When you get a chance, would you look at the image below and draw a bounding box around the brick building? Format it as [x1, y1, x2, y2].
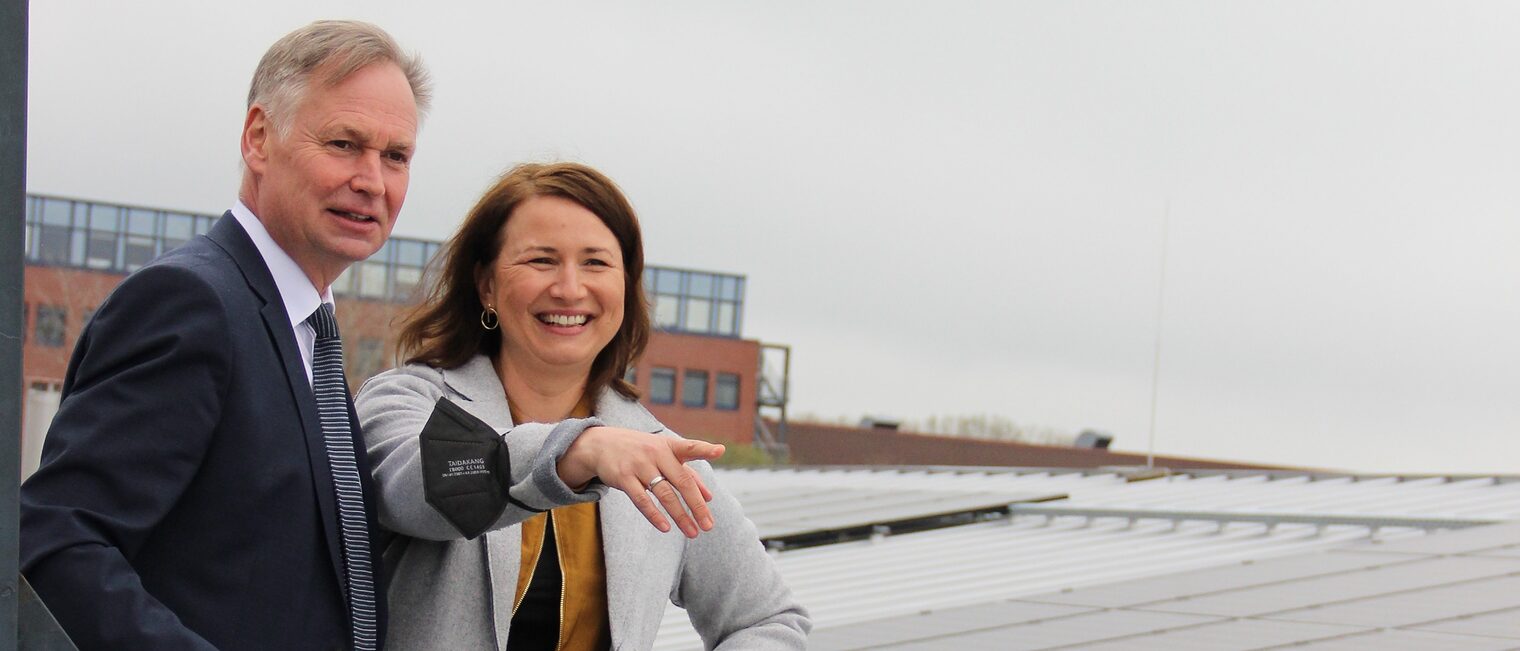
[19, 194, 776, 478]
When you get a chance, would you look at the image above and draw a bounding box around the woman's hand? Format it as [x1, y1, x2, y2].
[556, 427, 726, 538]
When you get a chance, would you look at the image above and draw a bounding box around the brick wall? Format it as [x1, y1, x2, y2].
[780, 420, 1278, 470]
[636, 331, 759, 444]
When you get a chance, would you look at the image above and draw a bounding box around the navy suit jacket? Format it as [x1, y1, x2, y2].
[21, 214, 387, 650]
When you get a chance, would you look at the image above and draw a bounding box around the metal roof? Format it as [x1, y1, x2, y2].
[806, 524, 1520, 649]
[652, 467, 1520, 650]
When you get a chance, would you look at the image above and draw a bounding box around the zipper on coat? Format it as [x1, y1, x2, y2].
[554, 511, 567, 651]
[511, 515, 547, 619]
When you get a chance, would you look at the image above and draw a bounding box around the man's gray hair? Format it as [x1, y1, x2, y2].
[248, 20, 432, 136]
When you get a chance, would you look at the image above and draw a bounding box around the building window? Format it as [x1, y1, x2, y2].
[123, 208, 159, 271]
[37, 199, 73, 265]
[716, 302, 737, 336]
[358, 260, 389, 298]
[35, 305, 67, 347]
[85, 204, 120, 270]
[392, 239, 428, 300]
[682, 369, 708, 408]
[652, 295, 680, 329]
[163, 213, 195, 251]
[715, 373, 740, 411]
[196, 215, 217, 235]
[683, 298, 711, 332]
[392, 266, 422, 300]
[348, 337, 387, 383]
[649, 367, 676, 404]
[331, 267, 355, 296]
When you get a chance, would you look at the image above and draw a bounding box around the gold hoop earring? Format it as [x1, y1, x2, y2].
[480, 306, 499, 330]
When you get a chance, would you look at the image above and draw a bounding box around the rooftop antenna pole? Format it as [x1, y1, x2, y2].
[1146, 199, 1171, 469]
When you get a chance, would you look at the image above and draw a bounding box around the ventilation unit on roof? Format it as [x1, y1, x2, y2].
[1074, 429, 1114, 449]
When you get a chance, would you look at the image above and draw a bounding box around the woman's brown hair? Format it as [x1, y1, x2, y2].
[395, 162, 649, 400]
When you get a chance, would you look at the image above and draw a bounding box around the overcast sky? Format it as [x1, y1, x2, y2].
[25, 1, 1520, 474]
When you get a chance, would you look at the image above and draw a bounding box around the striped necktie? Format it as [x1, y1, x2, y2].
[306, 303, 378, 651]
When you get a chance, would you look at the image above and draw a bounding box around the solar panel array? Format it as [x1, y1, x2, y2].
[653, 467, 1520, 650]
[809, 523, 1520, 649]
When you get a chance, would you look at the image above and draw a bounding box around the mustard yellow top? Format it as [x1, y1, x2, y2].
[510, 399, 612, 651]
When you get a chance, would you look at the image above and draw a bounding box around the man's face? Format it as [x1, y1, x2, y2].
[244, 61, 418, 289]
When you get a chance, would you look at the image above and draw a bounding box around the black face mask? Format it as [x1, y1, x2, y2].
[418, 397, 515, 539]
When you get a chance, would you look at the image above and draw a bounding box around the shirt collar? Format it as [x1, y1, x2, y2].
[230, 200, 335, 329]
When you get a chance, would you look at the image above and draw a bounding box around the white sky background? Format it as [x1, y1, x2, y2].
[25, 1, 1520, 474]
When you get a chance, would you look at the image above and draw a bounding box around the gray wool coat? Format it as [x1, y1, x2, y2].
[354, 355, 809, 650]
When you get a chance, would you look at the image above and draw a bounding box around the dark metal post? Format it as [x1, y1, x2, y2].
[1, 1, 30, 648]
[5, 7, 73, 648]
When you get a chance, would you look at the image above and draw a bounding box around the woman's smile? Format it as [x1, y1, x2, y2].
[481, 194, 626, 374]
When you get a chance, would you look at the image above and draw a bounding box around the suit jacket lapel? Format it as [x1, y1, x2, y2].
[206, 214, 346, 589]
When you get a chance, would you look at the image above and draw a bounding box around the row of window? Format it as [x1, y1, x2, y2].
[24, 194, 751, 336]
[627, 367, 742, 411]
[26, 197, 217, 273]
[24, 300, 749, 414]
[22, 194, 440, 302]
[643, 267, 745, 337]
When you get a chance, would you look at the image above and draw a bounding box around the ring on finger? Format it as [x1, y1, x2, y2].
[647, 475, 667, 491]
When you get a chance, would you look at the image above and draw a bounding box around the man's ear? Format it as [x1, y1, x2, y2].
[241, 105, 273, 174]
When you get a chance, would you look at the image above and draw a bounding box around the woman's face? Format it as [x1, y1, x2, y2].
[478, 195, 626, 379]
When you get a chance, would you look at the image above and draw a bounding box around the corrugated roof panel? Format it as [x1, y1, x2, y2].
[1026, 550, 1414, 609]
[1408, 606, 1520, 640]
[1277, 628, 1520, 651]
[776, 519, 1384, 625]
[860, 609, 1222, 651]
[1265, 573, 1520, 628]
[1477, 545, 1520, 558]
[803, 601, 1091, 651]
[1139, 556, 1520, 618]
[1062, 617, 1363, 650]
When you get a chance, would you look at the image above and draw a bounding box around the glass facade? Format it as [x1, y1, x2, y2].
[644, 266, 744, 338]
[24, 194, 440, 303]
[25, 195, 749, 335]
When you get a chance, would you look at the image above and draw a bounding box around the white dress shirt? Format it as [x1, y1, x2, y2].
[230, 200, 333, 386]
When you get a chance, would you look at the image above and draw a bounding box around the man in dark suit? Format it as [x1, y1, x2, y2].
[20, 21, 430, 650]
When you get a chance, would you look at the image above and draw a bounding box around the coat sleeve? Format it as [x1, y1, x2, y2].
[20, 264, 228, 651]
[674, 460, 811, 649]
[355, 364, 601, 541]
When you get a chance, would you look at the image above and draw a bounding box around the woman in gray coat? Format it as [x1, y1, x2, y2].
[355, 162, 808, 650]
